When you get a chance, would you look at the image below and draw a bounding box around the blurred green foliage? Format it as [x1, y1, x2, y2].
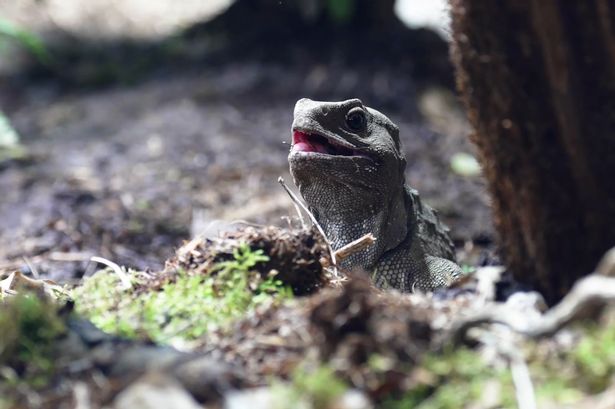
[0, 18, 50, 64]
[325, 0, 355, 23]
[0, 294, 66, 388]
[273, 364, 349, 409]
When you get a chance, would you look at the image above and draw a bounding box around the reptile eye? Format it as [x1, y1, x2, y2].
[345, 108, 367, 132]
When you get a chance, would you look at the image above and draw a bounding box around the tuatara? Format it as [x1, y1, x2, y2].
[288, 98, 461, 291]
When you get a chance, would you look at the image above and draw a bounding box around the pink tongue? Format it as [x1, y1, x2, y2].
[292, 131, 329, 154]
[293, 141, 314, 152]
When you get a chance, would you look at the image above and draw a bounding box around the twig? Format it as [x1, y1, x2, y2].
[277, 177, 307, 229]
[0, 251, 93, 273]
[22, 256, 39, 278]
[278, 177, 338, 272]
[321, 234, 377, 268]
[48, 251, 93, 262]
[335, 233, 376, 262]
[449, 274, 615, 344]
[73, 382, 91, 409]
[90, 256, 132, 290]
[509, 346, 537, 409]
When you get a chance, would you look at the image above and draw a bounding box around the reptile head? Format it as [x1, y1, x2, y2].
[288, 98, 407, 213]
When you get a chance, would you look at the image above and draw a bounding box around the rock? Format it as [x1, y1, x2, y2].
[224, 387, 277, 409]
[223, 387, 372, 409]
[113, 372, 201, 409]
[172, 355, 244, 402]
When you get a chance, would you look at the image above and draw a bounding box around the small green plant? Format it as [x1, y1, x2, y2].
[0, 18, 50, 64]
[0, 293, 66, 388]
[273, 364, 349, 409]
[73, 243, 292, 343]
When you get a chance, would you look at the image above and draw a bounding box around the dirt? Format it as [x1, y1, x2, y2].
[161, 225, 331, 295]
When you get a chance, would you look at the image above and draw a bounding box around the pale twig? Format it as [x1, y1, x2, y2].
[277, 177, 307, 229]
[73, 382, 91, 409]
[334, 233, 376, 262]
[321, 234, 377, 268]
[278, 177, 337, 271]
[90, 256, 132, 290]
[510, 352, 537, 409]
[48, 251, 92, 262]
[476, 329, 537, 409]
[22, 256, 39, 278]
[0, 252, 93, 274]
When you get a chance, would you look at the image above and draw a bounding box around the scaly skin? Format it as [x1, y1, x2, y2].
[288, 98, 460, 291]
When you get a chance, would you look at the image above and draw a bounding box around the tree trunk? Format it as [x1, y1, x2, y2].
[450, 0, 615, 304]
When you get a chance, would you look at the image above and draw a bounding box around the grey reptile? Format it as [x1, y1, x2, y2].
[288, 98, 461, 292]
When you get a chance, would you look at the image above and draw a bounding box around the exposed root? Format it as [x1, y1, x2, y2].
[449, 274, 615, 344]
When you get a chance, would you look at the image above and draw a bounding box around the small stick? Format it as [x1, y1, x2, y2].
[510, 352, 537, 409]
[334, 233, 376, 262]
[22, 256, 39, 278]
[278, 177, 337, 270]
[277, 177, 307, 229]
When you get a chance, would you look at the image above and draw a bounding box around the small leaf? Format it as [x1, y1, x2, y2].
[450, 152, 481, 177]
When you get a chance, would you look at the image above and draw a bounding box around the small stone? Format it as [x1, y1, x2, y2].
[113, 372, 201, 409]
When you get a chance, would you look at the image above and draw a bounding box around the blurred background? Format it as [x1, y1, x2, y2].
[0, 0, 492, 281]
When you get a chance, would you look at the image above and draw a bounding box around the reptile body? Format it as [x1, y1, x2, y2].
[288, 98, 461, 291]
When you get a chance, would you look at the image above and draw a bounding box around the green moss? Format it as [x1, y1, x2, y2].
[273, 364, 350, 409]
[382, 321, 615, 408]
[381, 347, 516, 409]
[73, 243, 292, 343]
[0, 294, 66, 388]
[0, 398, 13, 409]
[531, 322, 615, 405]
[571, 323, 615, 392]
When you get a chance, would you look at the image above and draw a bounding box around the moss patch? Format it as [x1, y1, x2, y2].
[272, 364, 350, 409]
[73, 243, 293, 343]
[0, 293, 66, 388]
[381, 319, 615, 408]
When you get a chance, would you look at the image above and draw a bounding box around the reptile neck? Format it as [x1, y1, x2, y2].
[311, 185, 409, 273]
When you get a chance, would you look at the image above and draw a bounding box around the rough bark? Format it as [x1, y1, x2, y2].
[450, 0, 615, 304]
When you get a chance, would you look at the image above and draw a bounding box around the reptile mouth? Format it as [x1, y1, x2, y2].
[291, 130, 365, 157]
